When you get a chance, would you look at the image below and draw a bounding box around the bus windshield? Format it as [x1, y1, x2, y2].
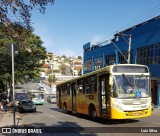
[32, 94, 44, 99]
[113, 75, 150, 98]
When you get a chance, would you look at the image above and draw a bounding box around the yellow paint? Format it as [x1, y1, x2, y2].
[111, 106, 152, 119]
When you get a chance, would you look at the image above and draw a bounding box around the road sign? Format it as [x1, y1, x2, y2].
[6, 43, 18, 56]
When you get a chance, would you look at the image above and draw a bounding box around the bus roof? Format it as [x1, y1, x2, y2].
[57, 64, 149, 86]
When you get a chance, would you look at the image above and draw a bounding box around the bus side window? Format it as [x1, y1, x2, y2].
[77, 78, 85, 94]
[67, 83, 70, 94]
[85, 75, 97, 94]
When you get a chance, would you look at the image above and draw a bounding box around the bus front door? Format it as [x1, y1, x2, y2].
[99, 74, 110, 117]
[71, 82, 76, 112]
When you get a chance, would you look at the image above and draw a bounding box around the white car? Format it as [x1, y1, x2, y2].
[47, 95, 56, 103]
[37, 86, 45, 91]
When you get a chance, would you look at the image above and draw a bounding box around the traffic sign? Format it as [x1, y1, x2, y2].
[6, 43, 18, 56]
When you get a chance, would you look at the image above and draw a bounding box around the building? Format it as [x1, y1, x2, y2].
[83, 16, 160, 107]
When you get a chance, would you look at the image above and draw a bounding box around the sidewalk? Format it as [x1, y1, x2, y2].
[0, 104, 22, 127]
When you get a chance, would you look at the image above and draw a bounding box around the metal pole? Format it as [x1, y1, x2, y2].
[72, 61, 74, 77]
[127, 34, 131, 64]
[12, 44, 16, 126]
[111, 41, 128, 62]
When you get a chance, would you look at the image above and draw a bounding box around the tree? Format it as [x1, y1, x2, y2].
[62, 55, 66, 58]
[78, 56, 82, 59]
[0, 0, 55, 52]
[48, 75, 57, 84]
[0, 0, 54, 91]
[0, 33, 47, 90]
[0, 0, 54, 29]
[59, 64, 67, 74]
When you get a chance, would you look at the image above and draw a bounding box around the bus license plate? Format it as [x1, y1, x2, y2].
[133, 112, 140, 116]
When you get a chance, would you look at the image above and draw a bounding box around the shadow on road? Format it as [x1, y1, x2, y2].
[50, 107, 139, 125]
[1, 121, 97, 136]
[19, 110, 43, 115]
[22, 121, 97, 136]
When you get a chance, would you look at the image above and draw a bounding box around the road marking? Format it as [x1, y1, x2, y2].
[46, 113, 77, 127]
[151, 122, 160, 125]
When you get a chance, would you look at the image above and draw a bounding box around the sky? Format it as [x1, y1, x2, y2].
[31, 0, 160, 57]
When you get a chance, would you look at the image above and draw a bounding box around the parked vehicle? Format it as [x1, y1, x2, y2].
[37, 86, 45, 91]
[47, 95, 56, 103]
[18, 99, 36, 113]
[14, 92, 29, 111]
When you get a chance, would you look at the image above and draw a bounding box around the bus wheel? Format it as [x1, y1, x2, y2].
[89, 106, 97, 120]
[63, 104, 68, 114]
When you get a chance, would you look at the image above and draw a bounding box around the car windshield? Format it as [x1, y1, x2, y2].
[15, 93, 29, 101]
[112, 75, 150, 98]
[20, 100, 34, 106]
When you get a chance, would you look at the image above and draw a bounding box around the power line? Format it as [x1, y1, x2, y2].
[119, 3, 160, 31]
[100, 3, 160, 44]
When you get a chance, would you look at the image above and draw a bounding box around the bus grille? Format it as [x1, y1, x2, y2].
[124, 109, 148, 116]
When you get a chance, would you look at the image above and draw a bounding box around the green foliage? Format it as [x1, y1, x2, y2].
[78, 56, 82, 59]
[59, 64, 67, 74]
[62, 55, 66, 58]
[48, 75, 57, 83]
[0, 0, 54, 29]
[0, 0, 54, 91]
[0, 33, 47, 89]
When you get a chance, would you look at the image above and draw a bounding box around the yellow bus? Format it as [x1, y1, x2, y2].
[56, 64, 152, 120]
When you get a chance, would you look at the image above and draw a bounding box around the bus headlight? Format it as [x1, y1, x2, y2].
[116, 105, 123, 112]
[112, 104, 123, 112]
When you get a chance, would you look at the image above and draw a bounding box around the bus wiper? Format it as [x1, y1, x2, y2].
[122, 74, 132, 87]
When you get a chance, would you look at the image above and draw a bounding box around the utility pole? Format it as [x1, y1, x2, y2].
[11, 43, 16, 126]
[114, 32, 132, 64]
[72, 61, 74, 77]
[127, 34, 132, 64]
[6, 43, 18, 127]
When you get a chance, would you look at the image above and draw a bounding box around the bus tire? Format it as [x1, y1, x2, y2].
[63, 103, 68, 114]
[89, 105, 97, 120]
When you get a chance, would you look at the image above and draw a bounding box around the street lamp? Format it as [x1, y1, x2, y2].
[114, 32, 132, 64]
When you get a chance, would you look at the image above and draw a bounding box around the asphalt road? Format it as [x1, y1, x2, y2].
[19, 82, 160, 136]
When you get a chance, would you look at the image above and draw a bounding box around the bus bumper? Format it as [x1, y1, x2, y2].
[110, 107, 152, 119]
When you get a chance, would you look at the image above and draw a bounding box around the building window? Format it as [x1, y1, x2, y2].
[118, 50, 133, 64]
[84, 60, 92, 71]
[94, 57, 102, 70]
[137, 43, 160, 65]
[118, 51, 128, 64]
[106, 54, 116, 66]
